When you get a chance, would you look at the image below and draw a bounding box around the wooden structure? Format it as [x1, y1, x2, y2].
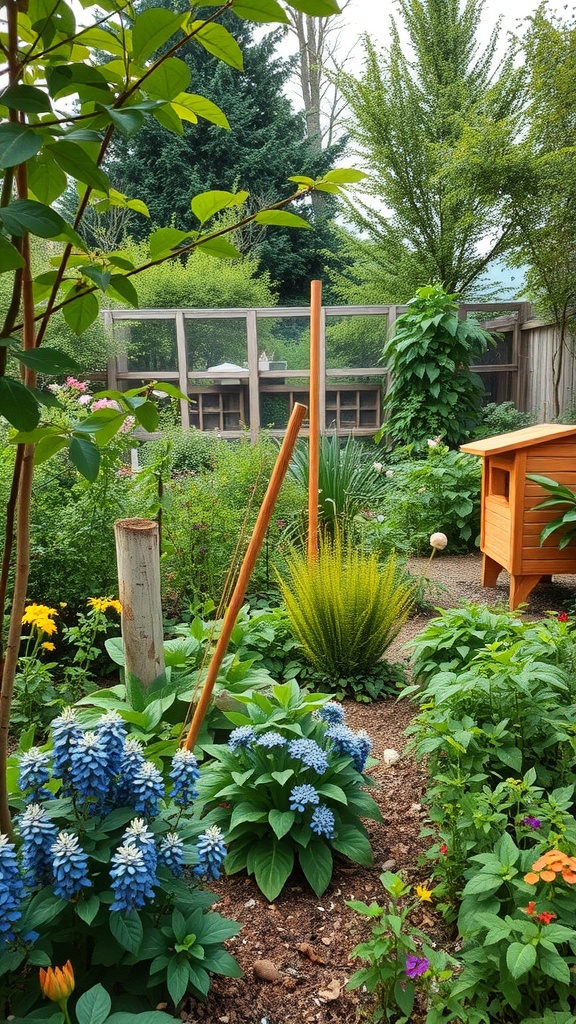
[461, 424, 576, 608]
[101, 301, 531, 441]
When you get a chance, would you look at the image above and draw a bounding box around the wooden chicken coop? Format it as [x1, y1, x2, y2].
[461, 424, 576, 609]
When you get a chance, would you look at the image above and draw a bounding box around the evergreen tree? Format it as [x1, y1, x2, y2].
[332, 0, 526, 304]
[106, 13, 344, 302]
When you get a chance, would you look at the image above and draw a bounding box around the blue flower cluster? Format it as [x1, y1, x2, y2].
[326, 724, 372, 773]
[289, 784, 320, 812]
[0, 711, 225, 937]
[194, 826, 227, 880]
[287, 739, 328, 775]
[229, 725, 256, 751]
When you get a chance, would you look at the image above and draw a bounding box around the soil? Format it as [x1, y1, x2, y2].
[179, 555, 576, 1024]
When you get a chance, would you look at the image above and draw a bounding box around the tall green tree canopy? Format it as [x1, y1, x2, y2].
[332, 0, 526, 304]
[106, 10, 344, 302]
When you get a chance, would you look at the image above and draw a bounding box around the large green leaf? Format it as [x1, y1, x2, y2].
[506, 941, 536, 980]
[196, 236, 243, 259]
[233, 0, 289, 22]
[330, 824, 373, 866]
[0, 200, 64, 239]
[47, 63, 111, 103]
[109, 910, 143, 955]
[145, 57, 191, 101]
[0, 378, 41, 431]
[251, 838, 294, 901]
[27, 153, 68, 205]
[191, 189, 248, 225]
[166, 957, 189, 1005]
[0, 84, 53, 113]
[134, 401, 160, 432]
[149, 226, 192, 258]
[108, 274, 139, 307]
[47, 141, 110, 193]
[0, 123, 42, 168]
[320, 168, 367, 183]
[172, 92, 229, 128]
[14, 346, 80, 374]
[298, 840, 333, 895]
[68, 437, 101, 482]
[34, 435, 68, 465]
[78, 26, 125, 57]
[268, 809, 295, 839]
[285, 0, 340, 13]
[255, 210, 310, 228]
[95, 105, 145, 136]
[75, 984, 111, 1024]
[188, 20, 243, 70]
[0, 235, 24, 273]
[132, 8, 183, 63]
[62, 288, 100, 334]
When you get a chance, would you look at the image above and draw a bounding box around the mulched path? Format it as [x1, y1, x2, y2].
[180, 556, 576, 1023]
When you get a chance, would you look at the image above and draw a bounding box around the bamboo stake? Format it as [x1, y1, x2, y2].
[114, 519, 165, 691]
[184, 402, 308, 751]
[308, 279, 322, 562]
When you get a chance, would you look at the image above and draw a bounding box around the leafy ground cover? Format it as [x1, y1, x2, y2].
[159, 557, 576, 1024]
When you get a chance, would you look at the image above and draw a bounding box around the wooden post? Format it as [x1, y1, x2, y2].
[184, 402, 307, 751]
[114, 519, 166, 691]
[308, 280, 322, 561]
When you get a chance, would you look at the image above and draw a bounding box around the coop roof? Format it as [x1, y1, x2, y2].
[461, 423, 576, 457]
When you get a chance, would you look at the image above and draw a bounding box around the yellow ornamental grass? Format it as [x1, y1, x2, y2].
[279, 533, 415, 678]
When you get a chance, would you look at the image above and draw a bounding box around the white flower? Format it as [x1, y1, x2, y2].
[429, 532, 448, 550]
[385, 469, 394, 478]
[427, 438, 440, 448]
[373, 462, 384, 474]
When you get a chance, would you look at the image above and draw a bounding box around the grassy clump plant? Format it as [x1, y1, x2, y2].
[279, 531, 414, 684]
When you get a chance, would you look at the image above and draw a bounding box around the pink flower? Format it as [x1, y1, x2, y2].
[66, 377, 87, 391]
[440, 843, 448, 855]
[92, 399, 120, 412]
[77, 394, 91, 406]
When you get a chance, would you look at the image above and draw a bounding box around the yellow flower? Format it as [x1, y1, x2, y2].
[21, 604, 58, 636]
[39, 960, 75, 1003]
[416, 885, 433, 902]
[41, 642, 55, 652]
[88, 597, 121, 614]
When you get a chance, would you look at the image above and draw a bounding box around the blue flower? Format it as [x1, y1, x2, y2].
[110, 844, 157, 914]
[228, 726, 255, 751]
[115, 738, 145, 805]
[326, 724, 357, 757]
[69, 732, 111, 804]
[0, 834, 24, 942]
[352, 730, 372, 773]
[287, 739, 328, 775]
[51, 832, 91, 900]
[158, 833, 185, 877]
[18, 804, 58, 887]
[131, 762, 165, 817]
[317, 702, 346, 725]
[194, 825, 227, 881]
[51, 708, 83, 781]
[289, 784, 320, 813]
[95, 711, 127, 776]
[122, 818, 158, 876]
[310, 805, 336, 839]
[255, 732, 287, 749]
[17, 748, 51, 803]
[169, 749, 200, 807]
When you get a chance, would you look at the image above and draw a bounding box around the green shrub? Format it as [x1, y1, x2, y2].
[139, 425, 220, 475]
[473, 401, 534, 440]
[383, 284, 494, 447]
[279, 532, 414, 687]
[197, 683, 381, 900]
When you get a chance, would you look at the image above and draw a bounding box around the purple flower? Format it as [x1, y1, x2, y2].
[405, 955, 430, 979]
[521, 816, 542, 830]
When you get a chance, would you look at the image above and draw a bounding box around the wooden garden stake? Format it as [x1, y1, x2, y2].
[184, 402, 308, 751]
[308, 279, 322, 562]
[114, 518, 165, 690]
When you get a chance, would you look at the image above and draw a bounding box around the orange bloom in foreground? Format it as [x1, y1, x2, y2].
[524, 849, 576, 885]
[39, 960, 75, 1003]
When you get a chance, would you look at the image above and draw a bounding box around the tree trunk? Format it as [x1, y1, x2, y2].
[114, 519, 166, 692]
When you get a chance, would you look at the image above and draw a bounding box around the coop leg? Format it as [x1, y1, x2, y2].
[482, 554, 502, 587]
[509, 574, 542, 610]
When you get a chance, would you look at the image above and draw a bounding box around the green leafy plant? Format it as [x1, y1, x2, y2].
[279, 531, 414, 689]
[382, 285, 495, 447]
[346, 871, 456, 1023]
[474, 401, 534, 440]
[196, 683, 382, 901]
[409, 603, 525, 684]
[527, 474, 576, 548]
[288, 434, 388, 537]
[1, 710, 241, 1018]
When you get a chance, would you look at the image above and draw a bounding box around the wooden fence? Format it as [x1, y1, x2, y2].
[101, 301, 575, 439]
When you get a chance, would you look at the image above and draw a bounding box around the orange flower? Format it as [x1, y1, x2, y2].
[522, 901, 537, 915]
[39, 960, 74, 1003]
[536, 911, 556, 924]
[524, 849, 576, 885]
